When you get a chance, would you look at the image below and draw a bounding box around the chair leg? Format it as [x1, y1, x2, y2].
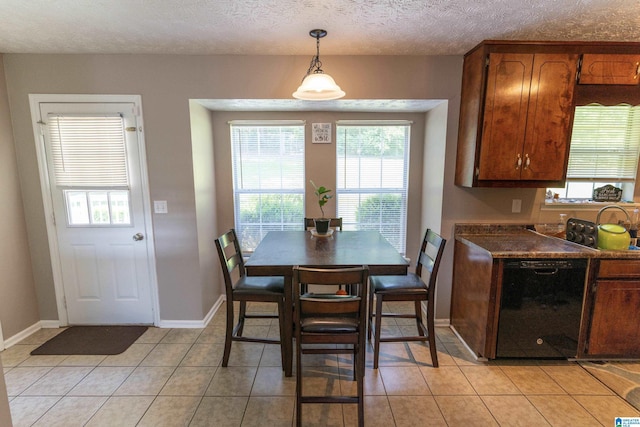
[414, 300, 425, 337]
[237, 301, 247, 336]
[357, 341, 365, 427]
[373, 295, 384, 369]
[222, 299, 234, 367]
[426, 312, 438, 368]
[351, 344, 357, 381]
[277, 298, 287, 371]
[367, 290, 375, 341]
[295, 335, 302, 426]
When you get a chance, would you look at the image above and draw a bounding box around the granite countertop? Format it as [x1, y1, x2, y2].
[455, 224, 599, 259]
[596, 247, 640, 258]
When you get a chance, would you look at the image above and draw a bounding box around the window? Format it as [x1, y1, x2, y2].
[230, 121, 305, 251]
[47, 114, 132, 226]
[336, 121, 410, 254]
[549, 104, 640, 201]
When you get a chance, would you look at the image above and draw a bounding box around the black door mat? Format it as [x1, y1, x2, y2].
[30, 325, 148, 355]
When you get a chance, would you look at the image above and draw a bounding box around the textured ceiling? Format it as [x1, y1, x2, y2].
[0, 0, 639, 56]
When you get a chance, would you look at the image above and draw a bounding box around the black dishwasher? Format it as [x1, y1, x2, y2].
[496, 259, 587, 359]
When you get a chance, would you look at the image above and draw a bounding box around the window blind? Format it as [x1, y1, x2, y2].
[336, 122, 410, 255]
[47, 114, 129, 188]
[230, 122, 305, 251]
[567, 104, 640, 182]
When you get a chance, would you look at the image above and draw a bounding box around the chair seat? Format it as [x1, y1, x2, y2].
[234, 276, 285, 295]
[301, 317, 359, 333]
[370, 273, 427, 293]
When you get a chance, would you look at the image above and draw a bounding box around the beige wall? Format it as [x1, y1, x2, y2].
[421, 103, 449, 317]
[209, 110, 430, 261]
[3, 51, 573, 325]
[3, 49, 600, 328]
[3, 53, 467, 324]
[189, 101, 221, 313]
[0, 54, 40, 339]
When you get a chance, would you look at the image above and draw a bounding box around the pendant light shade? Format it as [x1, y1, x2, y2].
[294, 73, 345, 100]
[293, 29, 345, 100]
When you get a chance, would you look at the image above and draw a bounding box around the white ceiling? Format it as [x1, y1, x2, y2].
[1, 0, 639, 56]
[3, 0, 638, 112]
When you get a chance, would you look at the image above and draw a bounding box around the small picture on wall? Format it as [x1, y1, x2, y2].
[312, 123, 332, 143]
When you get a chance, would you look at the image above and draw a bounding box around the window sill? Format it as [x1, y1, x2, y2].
[541, 200, 639, 211]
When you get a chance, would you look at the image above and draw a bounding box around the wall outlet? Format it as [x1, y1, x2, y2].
[512, 199, 522, 213]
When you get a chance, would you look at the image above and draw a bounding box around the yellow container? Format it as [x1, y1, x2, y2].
[597, 223, 630, 250]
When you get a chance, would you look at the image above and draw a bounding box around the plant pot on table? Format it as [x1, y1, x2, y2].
[314, 218, 331, 234]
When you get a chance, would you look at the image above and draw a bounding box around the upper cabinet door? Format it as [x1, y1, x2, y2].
[579, 54, 640, 85]
[478, 53, 578, 182]
[522, 53, 579, 181]
[478, 53, 533, 181]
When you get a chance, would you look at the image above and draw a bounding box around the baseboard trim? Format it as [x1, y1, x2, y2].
[3, 321, 43, 349]
[434, 318, 450, 327]
[0, 297, 227, 349]
[449, 324, 488, 362]
[40, 320, 61, 329]
[157, 295, 225, 329]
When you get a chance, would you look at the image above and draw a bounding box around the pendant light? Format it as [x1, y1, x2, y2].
[292, 29, 345, 100]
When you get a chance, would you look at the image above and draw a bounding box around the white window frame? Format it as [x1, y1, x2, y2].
[335, 120, 411, 255]
[548, 103, 640, 205]
[229, 120, 306, 252]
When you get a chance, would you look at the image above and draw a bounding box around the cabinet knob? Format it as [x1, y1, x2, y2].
[516, 154, 522, 169]
[523, 154, 531, 170]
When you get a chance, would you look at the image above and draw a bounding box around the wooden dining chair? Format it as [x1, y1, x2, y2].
[303, 217, 345, 293]
[215, 229, 287, 370]
[368, 229, 446, 368]
[293, 266, 368, 427]
[304, 217, 343, 231]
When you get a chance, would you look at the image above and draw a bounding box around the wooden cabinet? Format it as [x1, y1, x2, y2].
[455, 41, 578, 187]
[450, 239, 501, 359]
[583, 259, 640, 357]
[579, 54, 640, 85]
[480, 53, 578, 182]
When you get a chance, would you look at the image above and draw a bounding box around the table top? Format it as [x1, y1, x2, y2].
[245, 230, 409, 275]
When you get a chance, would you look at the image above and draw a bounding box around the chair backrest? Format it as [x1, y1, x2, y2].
[415, 229, 446, 300]
[304, 217, 343, 231]
[292, 266, 368, 330]
[215, 229, 245, 294]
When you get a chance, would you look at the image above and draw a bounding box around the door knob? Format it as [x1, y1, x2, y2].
[133, 233, 144, 241]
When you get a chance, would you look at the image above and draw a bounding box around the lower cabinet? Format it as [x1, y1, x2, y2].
[452, 240, 640, 359]
[450, 240, 500, 359]
[583, 259, 640, 357]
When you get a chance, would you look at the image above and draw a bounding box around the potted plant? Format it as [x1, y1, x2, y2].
[310, 180, 332, 234]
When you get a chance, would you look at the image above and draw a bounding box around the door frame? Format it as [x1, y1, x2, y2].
[28, 94, 160, 327]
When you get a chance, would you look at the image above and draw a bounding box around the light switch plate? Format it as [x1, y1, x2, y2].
[154, 200, 168, 214]
[512, 199, 522, 213]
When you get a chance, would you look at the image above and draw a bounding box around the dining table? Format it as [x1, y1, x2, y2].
[244, 230, 409, 376]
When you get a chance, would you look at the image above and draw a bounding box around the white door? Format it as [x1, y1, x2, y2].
[33, 98, 155, 325]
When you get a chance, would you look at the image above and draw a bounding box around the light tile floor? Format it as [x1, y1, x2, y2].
[2, 301, 640, 426]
